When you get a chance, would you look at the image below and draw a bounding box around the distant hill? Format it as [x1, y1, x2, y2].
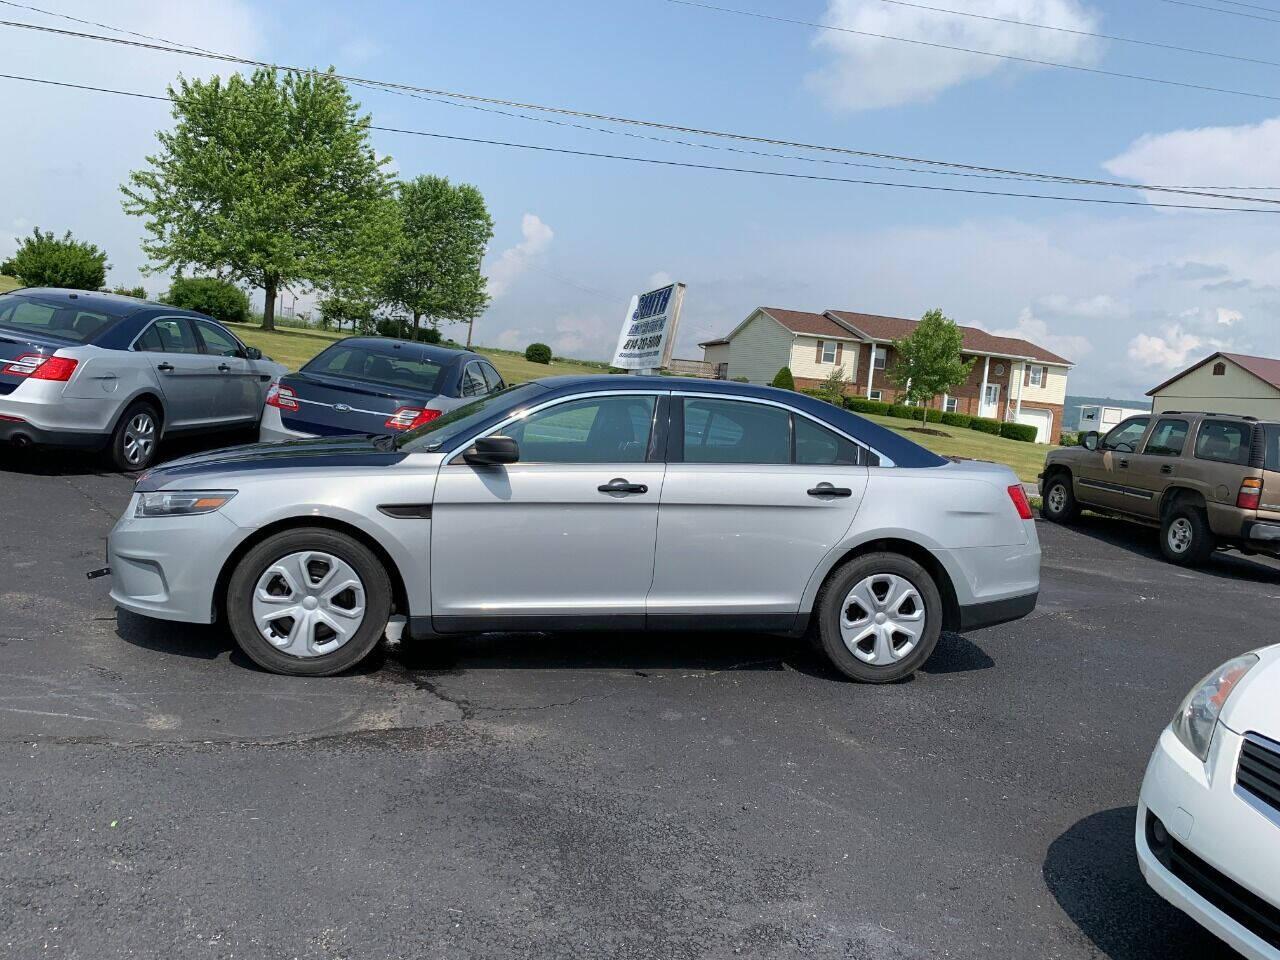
[1064, 395, 1151, 431]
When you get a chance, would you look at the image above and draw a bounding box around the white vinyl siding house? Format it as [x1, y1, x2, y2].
[790, 335, 858, 381]
[725, 310, 795, 383]
[1148, 353, 1280, 418]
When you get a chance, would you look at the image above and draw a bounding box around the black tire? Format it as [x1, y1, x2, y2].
[814, 552, 943, 683]
[108, 400, 162, 471]
[1160, 503, 1216, 567]
[1040, 472, 1080, 523]
[225, 528, 393, 676]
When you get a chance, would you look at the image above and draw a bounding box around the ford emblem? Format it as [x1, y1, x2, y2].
[334, 403, 352, 413]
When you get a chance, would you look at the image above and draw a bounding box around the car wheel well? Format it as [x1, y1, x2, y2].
[112, 393, 165, 434]
[822, 538, 961, 632]
[1160, 485, 1206, 518]
[213, 517, 409, 625]
[1043, 465, 1072, 486]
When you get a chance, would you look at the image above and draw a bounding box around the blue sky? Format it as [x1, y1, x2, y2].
[4, 0, 1280, 397]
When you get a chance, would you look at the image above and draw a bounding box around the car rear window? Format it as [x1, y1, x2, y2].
[305, 344, 445, 392]
[1194, 420, 1252, 465]
[0, 295, 116, 343]
[1264, 425, 1280, 472]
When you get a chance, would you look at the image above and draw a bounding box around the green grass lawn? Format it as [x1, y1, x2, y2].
[856, 411, 1048, 483]
[0, 275, 20, 293]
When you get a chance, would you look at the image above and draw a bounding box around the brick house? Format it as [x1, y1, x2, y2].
[698, 307, 1072, 443]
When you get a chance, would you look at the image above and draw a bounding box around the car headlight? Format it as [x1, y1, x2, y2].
[1170, 653, 1259, 761]
[135, 490, 237, 518]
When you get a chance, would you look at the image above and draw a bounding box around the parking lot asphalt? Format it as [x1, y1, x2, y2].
[2, 443, 1276, 960]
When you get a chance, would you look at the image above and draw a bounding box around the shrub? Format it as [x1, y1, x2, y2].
[940, 411, 972, 428]
[845, 398, 892, 416]
[1000, 422, 1039, 443]
[162, 277, 250, 325]
[1, 227, 109, 290]
[770, 366, 795, 390]
[110, 285, 147, 299]
[731, 376, 749, 383]
[1059, 430, 1080, 447]
[970, 417, 1002, 435]
[922, 407, 943, 424]
[525, 342, 552, 364]
[888, 404, 916, 420]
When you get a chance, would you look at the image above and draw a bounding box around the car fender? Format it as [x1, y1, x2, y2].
[799, 524, 956, 614]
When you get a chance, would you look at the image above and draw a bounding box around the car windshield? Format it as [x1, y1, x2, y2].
[0, 294, 118, 344]
[304, 343, 447, 393]
[397, 382, 546, 451]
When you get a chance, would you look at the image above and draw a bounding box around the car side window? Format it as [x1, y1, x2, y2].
[461, 363, 488, 398]
[480, 362, 505, 393]
[1101, 416, 1150, 453]
[136, 318, 199, 354]
[1194, 420, 1252, 465]
[504, 395, 656, 463]
[194, 320, 244, 358]
[1143, 419, 1189, 457]
[795, 416, 865, 466]
[683, 398, 790, 464]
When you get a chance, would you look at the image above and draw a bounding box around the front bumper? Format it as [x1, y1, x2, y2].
[1136, 726, 1280, 960]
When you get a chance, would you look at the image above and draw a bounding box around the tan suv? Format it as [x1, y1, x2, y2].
[1039, 411, 1280, 565]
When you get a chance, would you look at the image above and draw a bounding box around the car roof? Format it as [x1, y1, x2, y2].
[324, 336, 478, 364]
[3, 286, 170, 319]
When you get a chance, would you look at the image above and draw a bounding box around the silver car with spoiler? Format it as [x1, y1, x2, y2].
[105, 377, 1041, 680]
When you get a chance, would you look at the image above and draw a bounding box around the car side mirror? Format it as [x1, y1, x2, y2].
[463, 435, 519, 466]
[246, 346, 262, 360]
[1082, 431, 1099, 451]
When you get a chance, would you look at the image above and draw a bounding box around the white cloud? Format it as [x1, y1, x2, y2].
[807, 0, 1102, 110]
[983, 305, 1095, 363]
[1216, 307, 1243, 327]
[1128, 326, 1208, 371]
[486, 213, 554, 298]
[648, 271, 673, 289]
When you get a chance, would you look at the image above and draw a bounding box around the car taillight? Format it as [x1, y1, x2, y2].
[265, 383, 299, 411]
[1007, 483, 1033, 520]
[4, 353, 79, 381]
[385, 407, 442, 431]
[1237, 477, 1263, 510]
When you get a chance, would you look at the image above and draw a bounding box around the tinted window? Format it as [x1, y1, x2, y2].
[795, 416, 863, 465]
[480, 362, 505, 393]
[683, 398, 790, 464]
[1144, 419, 1189, 457]
[505, 395, 655, 463]
[195, 320, 243, 357]
[1265, 425, 1280, 473]
[1194, 420, 1251, 465]
[306, 344, 443, 392]
[136, 318, 199, 354]
[1101, 416, 1149, 452]
[0, 297, 113, 343]
[461, 363, 488, 398]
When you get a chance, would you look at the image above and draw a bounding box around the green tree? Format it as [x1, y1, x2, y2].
[318, 289, 376, 334]
[161, 277, 251, 325]
[819, 365, 848, 404]
[380, 175, 493, 337]
[1, 228, 109, 290]
[889, 308, 976, 426]
[770, 366, 795, 390]
[525, 342, 552, 364]
[122, 68, 394, 331]
[111, 285, 148, 299]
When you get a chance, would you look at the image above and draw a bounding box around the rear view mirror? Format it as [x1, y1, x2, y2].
[463, 435, 519, 466]
[1082, 431, 1099, 451]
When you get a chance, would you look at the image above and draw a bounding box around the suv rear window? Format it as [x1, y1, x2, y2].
[0, 295, 116, 343]
[1194, 420, 1252, 465]
[305, 344, 445, 392]
[1264, 425, 1280, 472]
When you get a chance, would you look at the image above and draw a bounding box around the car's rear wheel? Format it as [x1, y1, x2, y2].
[226, 528, 392, 676]
[1040, 473, 1080, 524]
[109, 400, 161, 471]
[1161, 505, 1216, 567]
[814, 552, 943, 683]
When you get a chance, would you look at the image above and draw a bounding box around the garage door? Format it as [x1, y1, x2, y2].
[1016, 408, 1053, 443]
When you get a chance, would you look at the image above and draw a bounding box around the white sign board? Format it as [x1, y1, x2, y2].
[611, 282, 686, 372]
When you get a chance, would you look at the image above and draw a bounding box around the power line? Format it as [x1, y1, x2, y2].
[869, 0, 1280, 68]
[1153, 0, 1280, 23]
[3, 17, 1278, 201]
[657, 0, 1280, 102]
[5, 70, 1279, 214]
[1196, 0, 1280, 14]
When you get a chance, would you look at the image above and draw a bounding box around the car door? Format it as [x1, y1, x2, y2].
[1075, 416, 1152, 512]
[646, 394, 869, 628]
[430, 391, 666, 629]
[192, 319, 258, 423]
[1125, 417, 1191, 518]
[132, 317, 212, 429]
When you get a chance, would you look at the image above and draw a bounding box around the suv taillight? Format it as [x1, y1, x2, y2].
[1007, 484, 1033, 520]
[385, 407, 442, 431]
[1237, 477, 1263, 510]
[4, 353, 79, 381]
[265, 383, 299, 411]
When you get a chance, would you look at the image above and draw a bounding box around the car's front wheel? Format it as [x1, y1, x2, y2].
[226, 528, 393, 676]
[1040, 473, 1080, 524]
[814, 552, 943, 683]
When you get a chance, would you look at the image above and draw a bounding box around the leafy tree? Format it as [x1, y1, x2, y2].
[525, 342, 552, 364]
[1, 228, 109, 290]
[122, 68, 394, 331]
[161, 277, 250, 325]
[318, 289, 376, 333]
[770, 366, 795, 390]
[889, 308, 976, 427]
[818, 365, 848, 405]
[380, 175, 493, 336]
[111, 285, 148, 299]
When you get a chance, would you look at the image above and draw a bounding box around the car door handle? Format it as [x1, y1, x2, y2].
[598, 478, 648, 494]
[1118, 458, 1130, 468]
[156, 362, 174, 373]
[1160, 464, 1173, 475]
[217, 363, 231, 372]
[808, 483, 853, 497]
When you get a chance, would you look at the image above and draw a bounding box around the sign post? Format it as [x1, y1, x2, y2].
[611, 282, 686, 375]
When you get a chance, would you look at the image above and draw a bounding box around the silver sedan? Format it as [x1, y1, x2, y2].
[105, 376, 1041, 681]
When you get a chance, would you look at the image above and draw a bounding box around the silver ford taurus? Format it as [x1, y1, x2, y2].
[106, 377, 1040, 681]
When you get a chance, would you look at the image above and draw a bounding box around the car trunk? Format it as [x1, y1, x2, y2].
[277, 371, 435, 437]
[0, 328, 69, 395]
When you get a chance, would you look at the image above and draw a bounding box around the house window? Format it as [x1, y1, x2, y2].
[1213, 362, 1226, 376]
[821, 340, 837, 364]
[873, 346, 887, 370]
[869, 389, 882, 401]
[945, 397, 958, 413]
[1028, 365, 1045, 387]
[983, 383, 1000, 408]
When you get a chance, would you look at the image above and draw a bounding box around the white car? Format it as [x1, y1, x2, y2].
[1136, 644, 1280, 959]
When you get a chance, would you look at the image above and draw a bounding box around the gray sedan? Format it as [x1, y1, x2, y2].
[0, 287, 286, 469]
[105, 377, 1041, 681]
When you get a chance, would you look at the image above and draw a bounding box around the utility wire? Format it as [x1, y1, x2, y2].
[1153, 0, 1280, 23]
[1193, 0, 1280, 14]
[3, 17, 1278, 200]
[4, 70, 1279, 214]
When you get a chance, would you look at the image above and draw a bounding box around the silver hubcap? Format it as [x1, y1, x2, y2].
[1048, 483, 1066, 513]
[123, 413, 155, 465]
[1168, 517, 1193, 554]
[251, 551, 367, 658]
[840, 574, 926, 666]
